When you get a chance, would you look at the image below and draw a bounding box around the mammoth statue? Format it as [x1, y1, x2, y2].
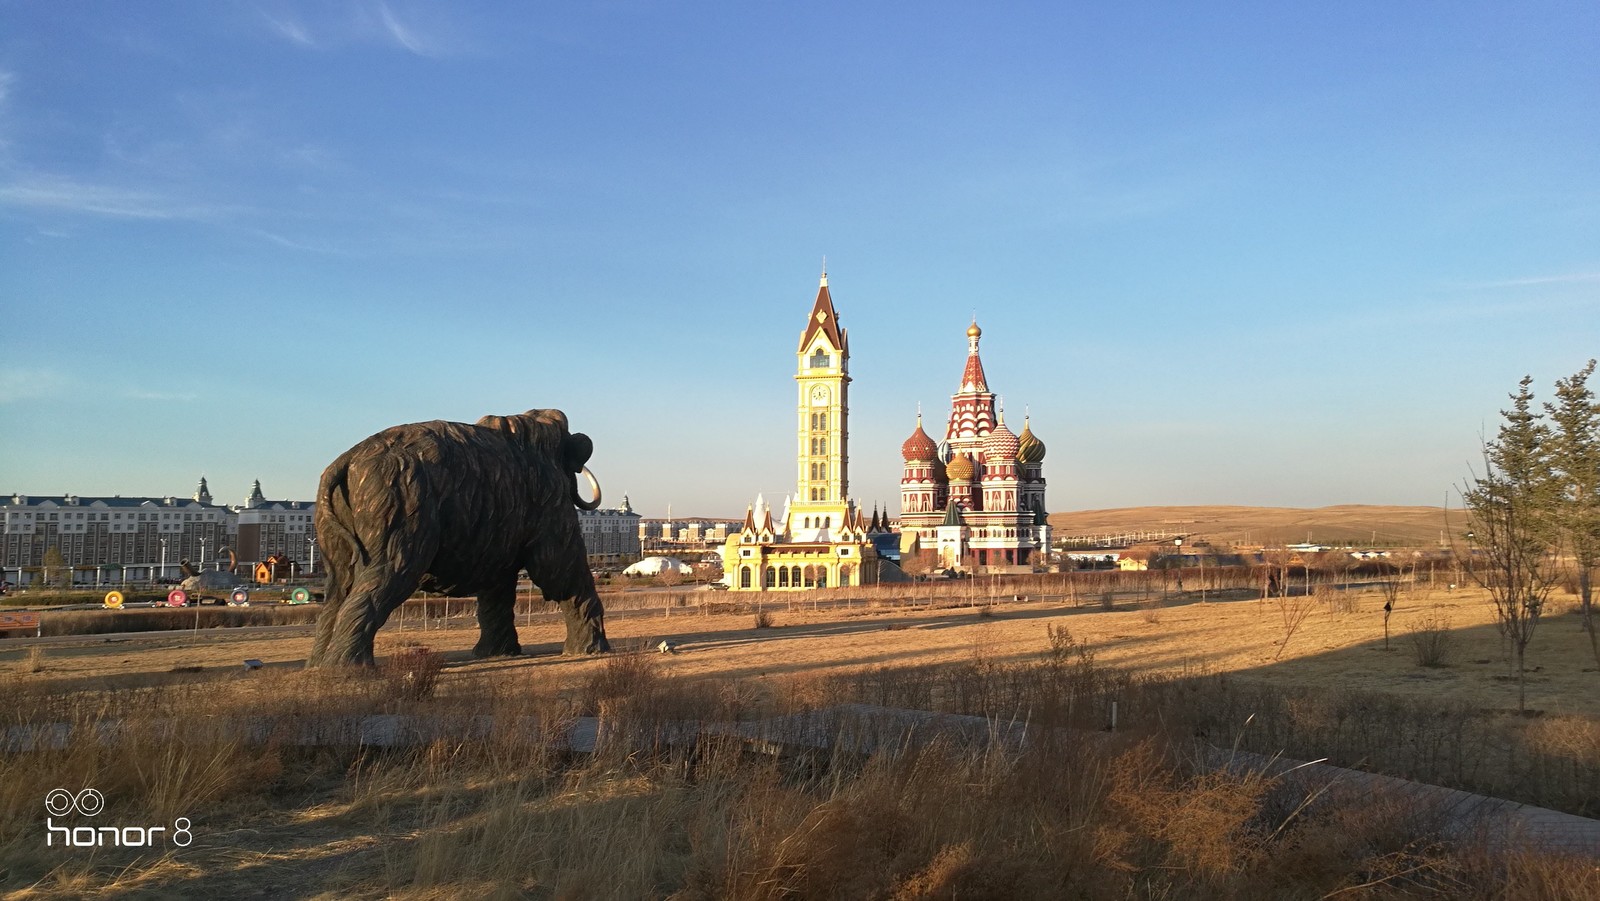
[306, 408, 611, 667]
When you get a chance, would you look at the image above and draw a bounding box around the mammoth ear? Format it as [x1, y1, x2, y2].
[561, 432, 594, 473]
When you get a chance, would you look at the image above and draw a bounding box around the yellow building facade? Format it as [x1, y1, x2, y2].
[721, 272, 879, 591]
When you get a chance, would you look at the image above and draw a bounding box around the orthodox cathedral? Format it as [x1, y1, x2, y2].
[897, 321, 1050, 572]
[720, 272, 882, 591]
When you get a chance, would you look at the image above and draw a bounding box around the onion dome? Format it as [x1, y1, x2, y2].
[1017, 415, 1046, 464]
[967, 320, 982, 338]
[945, 452, 976, 482]
[983, 411, 1019, 461]
[901, 413, 938, 462]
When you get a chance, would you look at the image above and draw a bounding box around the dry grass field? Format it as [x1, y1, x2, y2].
[2, 578, 1598, 899]
[1050, 504, 1453, 547]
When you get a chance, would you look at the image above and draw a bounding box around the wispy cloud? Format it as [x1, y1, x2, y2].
[247, 227, 350, 255]
[0, 369, 70, 404]
[0, 174, 220, 220]
[1462, 271, 1600, 290]
[123, 388, 199, 402]
[260, 10, 315, 47]
[372, 2, 436, 56]
[262, 3, 453, 56]
[0, 69, 14, 152]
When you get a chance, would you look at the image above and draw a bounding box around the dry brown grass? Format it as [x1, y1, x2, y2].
[1050, 503, 1451, 547]
[4, 582, 1600, 897]
[2, 643, 1598, 899]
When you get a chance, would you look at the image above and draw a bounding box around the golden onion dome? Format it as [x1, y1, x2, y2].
[1017, 415, 1046, 464]
[945, 452, 976, 482]
[966, 320, 982, 338]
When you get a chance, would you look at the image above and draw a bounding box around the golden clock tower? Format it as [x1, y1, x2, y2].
[720, 267, 879, 591]
[794, 270, 850, 517]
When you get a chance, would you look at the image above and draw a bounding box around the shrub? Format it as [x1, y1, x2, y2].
[1321, 587, 1360, 615]
[1407, 612, 1455, 668]
[380, 645, 444, 701]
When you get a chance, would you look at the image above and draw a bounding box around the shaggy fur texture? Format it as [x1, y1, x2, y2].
[307, 409, 610, 667]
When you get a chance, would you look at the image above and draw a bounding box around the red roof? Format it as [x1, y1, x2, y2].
[960, 348, 989, 393]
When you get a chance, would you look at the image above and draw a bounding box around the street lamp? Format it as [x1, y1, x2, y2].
[307, 537, 317, 575]
[1173, 537, 1184, 592]
[159, 538, 168, 584]
[199, 537, 209, 570]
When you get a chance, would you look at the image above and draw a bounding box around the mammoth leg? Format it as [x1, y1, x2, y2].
[311, 563, 423, 667]
[307, 564, 354, 665]
[472, 578, 522, 658]
[528, 535, 610, 656]
[553, 589, 611, 655]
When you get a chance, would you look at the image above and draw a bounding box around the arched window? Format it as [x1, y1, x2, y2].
[791, 565, 801, 586]
[839, 564, 853, 585]
[811, 349, 829, 368]
[818, 413, 827, 430]
[764, 566, 776, 588]
[740, 566, 752, 589]
[778, 567, 789, 587]
[823, 516, 831, 528]
[817, 568, 828, 588]
[803, 566, 816, 588]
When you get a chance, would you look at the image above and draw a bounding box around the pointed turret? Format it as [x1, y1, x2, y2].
[942, 502, 964, 527]
[798, 270, 848, 354]
[960, 320, 989, 392]
[946, 320, 996, 442]
[194, 476, 211, 505]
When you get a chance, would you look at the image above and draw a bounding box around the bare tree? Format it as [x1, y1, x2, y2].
[1377, 561, 1407, 651]
[1461, 376, 1561, 713]
[1273, 591, 1316, 660]
[1546, 359, 1600, 667]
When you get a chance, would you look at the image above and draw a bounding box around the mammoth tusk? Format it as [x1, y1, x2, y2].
[574, 466, 603, 510]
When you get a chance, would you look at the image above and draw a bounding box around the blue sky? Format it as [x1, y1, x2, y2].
[1, 2, 1596, 518]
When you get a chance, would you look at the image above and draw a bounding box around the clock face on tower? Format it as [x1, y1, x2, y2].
[810, 384, 831, 406]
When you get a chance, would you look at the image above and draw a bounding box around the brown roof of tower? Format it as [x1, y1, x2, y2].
[798, 276, 848, 353]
